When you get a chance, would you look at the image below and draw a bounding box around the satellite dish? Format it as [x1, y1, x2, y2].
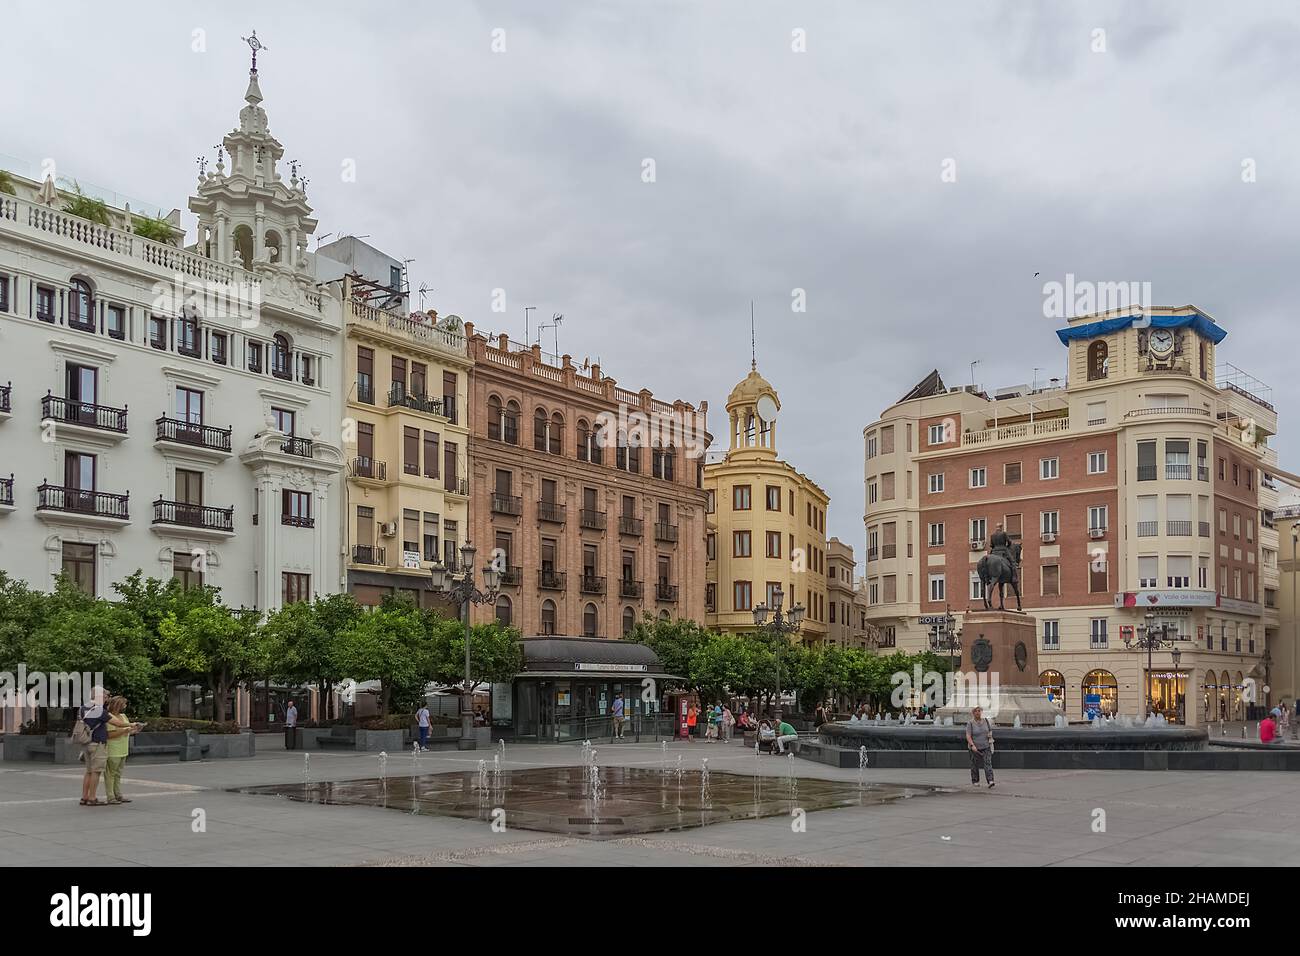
[756, 394, 778, 422]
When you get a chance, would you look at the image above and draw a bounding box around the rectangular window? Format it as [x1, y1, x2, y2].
[706, 533, 716, 560]
[1041, 620, 1059, 650]
[1138, 440, 1157, 481]
[404, 426, 420, 475]
[733, 530, 752, 558]
[733, 580, 752, 611]
[766, 531, 781, 558]
[969, 517, 986, 542]
[1089, 558, 1108, 593]
[173, 552, 203, 589]
[1086, 401, 1106, 426]
[1167, 555, 1191, 588]
[1041, 564, 1060, 596]
[423, 512, 440, 561]
[272, 407, 295, 435]
[1138, 555, 1158, 589]
[106, 305, 125, 341]
[247, 339, 262, 371]
[176, 386, 204, 424]
[210, 331, 228, 365]
[1088, 505, 1108, 531]
[928, 574, 945, 602]
[1090, 618, 1108, 648]
[1040, 457, 1059, 480]
[61, 542, 96, 595]
[1041, 511, 1059, 536]
[442, 371, 458, 424]
[1004, 462, 1021, 485]
[1087, 451, 1107, 474]
[732, 485, 751, 510]
[404, 509, 421, 555]
[282, 489, 312, 525]
[37, 286, 56, 323]
[423, 432, 440, 479]
[927, 472, 944, 494]
[970, 572, 985, 602]
[927, 423, 947, 445]
[356, 346, 374, 403]
[928, 523, 944, 546]
[391, 356, 408, 399]
[0, 276, 8, 312]
[764, 485, 781, 511]
[1165, 439, 1190, 480]
[969, 467, 986, 488]
[410, 362, 427, 399]
[282, 572, 311, 604]
[1005, 513, 1022, 540]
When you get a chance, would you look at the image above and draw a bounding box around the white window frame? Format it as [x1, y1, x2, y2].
[970, 572, 986, 601]
[928, 522, 945, 547]
[1041, 511, 1060, 535]
[1040, 457, 1059, 480]
[928, 573, 945, 602]
[1087, 451, 1107, 475]
[969, 467, 987, 489]
[1090, 618, 1108, 648]
[1041, 619, 1060, 651]
[928, 472, 944, 494]
[927, 423, 946, 446]
[1088, 505, 1108, 531]
[969, 517, 986, 541]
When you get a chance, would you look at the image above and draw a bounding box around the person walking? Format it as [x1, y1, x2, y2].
[612, 692, 625, 739]
[722, 705, 734, 742]
[104, 696, 141, 805]
[416, 702, 431, 751]
[965, 705, 995, 788]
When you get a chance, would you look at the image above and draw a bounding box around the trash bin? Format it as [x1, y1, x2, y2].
[284, 726, 302, 750]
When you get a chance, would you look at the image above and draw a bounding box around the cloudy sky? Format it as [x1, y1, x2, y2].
[6, 0, 1299, 549]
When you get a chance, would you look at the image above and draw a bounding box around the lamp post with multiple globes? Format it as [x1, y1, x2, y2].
[429, 543, 502, 750]
[752, 586, 805, 717]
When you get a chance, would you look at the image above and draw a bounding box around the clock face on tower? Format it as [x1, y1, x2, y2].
[1149, 329, 1175, 355]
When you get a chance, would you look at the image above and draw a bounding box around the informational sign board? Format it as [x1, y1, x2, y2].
[490, 682, 512, 722]
[402, 550, 422, 569]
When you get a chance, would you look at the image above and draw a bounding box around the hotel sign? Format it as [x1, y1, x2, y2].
[1114, 590, 1217, 609]
[574, 663, 648, 673]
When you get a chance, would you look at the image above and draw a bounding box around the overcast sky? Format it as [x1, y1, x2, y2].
[6, 0, 1300, 552]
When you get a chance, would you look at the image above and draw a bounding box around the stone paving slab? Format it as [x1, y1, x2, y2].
[3, 740, 1299, 866]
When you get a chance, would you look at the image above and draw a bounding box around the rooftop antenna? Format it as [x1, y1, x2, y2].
[750, 300, 756, 370]
[400, 257, 415, 296]
[417, 283, 430, 311]
[970, 360, 980, 389]
[524, 306, 536, 346]
[551, 313, 564, 356]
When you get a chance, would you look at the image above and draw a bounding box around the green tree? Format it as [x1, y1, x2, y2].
[428, 614, 522, 697]
[625, 614, 711, 685]
[157, 603, 262, 723]
[0, 570, 48, 672]
[263, 593, 359, 719]
[334, 598, 429, 716]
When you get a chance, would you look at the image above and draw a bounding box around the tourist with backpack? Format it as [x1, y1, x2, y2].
[74, 686, 111, 806]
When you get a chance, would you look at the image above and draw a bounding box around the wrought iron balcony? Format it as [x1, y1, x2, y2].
[156, 417, 233, 453]
[618, 515, 643, 536]
[280, 436, 314, 458]
[444, 477, 469, 496]
[357, 381, 375, 405]
[1166, 520, 1193, 536]
[281, 513, 314, 529]
[351, 544, 386, 566]
[619, 579, 643, 599]
[42, 394, 127, 433]
[152, 499, 234, 533]
[580, 574, 606, 595]
[491, 492, 522, 516]
[538, 500, 566, 523]
[387, 384, 444, 416]
[498, 565, 523, 586]
[656, 582, 679, 602]
[654, 522, 679, 543]
[0, 474, 12, 507]
[37, 484, 129, 520]
[580, 508, 607, 530]
[349, 456, 387, 480]
[538, 569, 566, 591]
[0, 382, 9, 414]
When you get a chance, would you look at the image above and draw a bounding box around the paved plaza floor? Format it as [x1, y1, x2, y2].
[2, 739, 1298, 866]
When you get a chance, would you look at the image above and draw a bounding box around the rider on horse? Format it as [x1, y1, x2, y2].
[989, 522, 1018, 586]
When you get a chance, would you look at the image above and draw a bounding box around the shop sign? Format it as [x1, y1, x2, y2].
[1114, 590, 1216, 609]
[574, 662, 648, 672]
[1216, 596, 1262, 616]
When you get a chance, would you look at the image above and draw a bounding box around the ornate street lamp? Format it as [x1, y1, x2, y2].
[429, 542, 501, 750]
[1125, 612, 1180, 719]
[752, 586, 804, 717]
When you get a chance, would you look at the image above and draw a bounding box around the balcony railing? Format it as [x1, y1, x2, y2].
[444, 477, 469, 496]
[1197, 465, 1210, 481]
[881, 543, 897, 559]
[41, 394, 127, 433]
[387, 384, 444, 416]
[280, 436, 313, 458]
[656, 582, 679, 602]
[0, 382, 10, 414]
[1166, 520, 1193, 536]
[0, 474, 12, 506]
[620, 579, 643, 599]
[655, 522, 679, 542]
[352, 544, 386, 566]
[356, 381, 375, 405]
[281, 514, 314, 528]
[349, 456, 388, 480]
[155, 417, 232, 453]
[1165, 463, 1192, 480]
[618, 515, 643, 536]
[491, 492, 522, 516]
[1136, 521, 1159, 537]
[867, 547, 879, 561]
[1199, 521, 1211, 537]
[152, 498, 234, 533]
[37, 484, 129, 520]
[580, 575, 606, 594]
[538, 500, 566, 523]
[271, 363, 292, 381]
[539, 569, 566, 591]
[1137, 464, 1157, 481]
[580, 508, 607, 530]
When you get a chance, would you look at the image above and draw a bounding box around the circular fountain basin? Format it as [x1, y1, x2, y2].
[821, 721, 1207, 752]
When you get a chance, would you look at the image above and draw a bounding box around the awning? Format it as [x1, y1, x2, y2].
[517, 636, 664, 674]
[1055, 312, 1226, 346]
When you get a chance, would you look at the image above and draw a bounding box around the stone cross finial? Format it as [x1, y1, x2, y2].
[242, 31, 267, 72]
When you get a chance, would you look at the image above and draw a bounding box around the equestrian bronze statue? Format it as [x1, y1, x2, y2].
[977, 524, 1023, 611]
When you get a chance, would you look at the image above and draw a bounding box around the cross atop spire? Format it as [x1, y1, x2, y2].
[750, 300, 756, 371]
[242, 30, 267, 72]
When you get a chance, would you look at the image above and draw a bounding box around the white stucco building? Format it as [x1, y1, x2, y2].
[0, 57, 345, 611]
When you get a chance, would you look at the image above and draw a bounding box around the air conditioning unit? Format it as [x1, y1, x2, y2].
[1040, 532, 1057, 543]
[969, 539, 985, 552]
[380, 521, 398, 538]
[1088, 527, 1106, 539]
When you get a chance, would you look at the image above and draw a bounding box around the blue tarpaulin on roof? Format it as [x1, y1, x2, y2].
[1055, 313, 1226, 346]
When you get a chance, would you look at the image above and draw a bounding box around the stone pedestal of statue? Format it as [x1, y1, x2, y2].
[936, 610, 1061, 727]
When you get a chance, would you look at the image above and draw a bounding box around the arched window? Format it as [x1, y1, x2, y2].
[271, 333, 292, 380]
[622, 606, 635, 636]
[494, 595, 512, 627]
[264, 228, 283, 264]
[1232, 670, 1245, 721]
[1081, 669, 1118, 718]
[1039, 669, 1065, 711]
[488, 395, 503, 440]
[1218, 670, 1231, 721]
[577, 419, 590, 462]
[541, 599, 556, 636]
[658, 609, 670, 622]
[744, 412, 756, 446]
[1087, 340, 1108, 381]
[533, 407, 549, 452]
[583, 603, 598, 638]
[68, 279, 94, 331]
[549, 412, 563, 455]
[232, 224, 254, 270]
[504, 400, 520, 445]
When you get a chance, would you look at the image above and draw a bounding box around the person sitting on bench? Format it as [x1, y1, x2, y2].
[775, 718, 798, 754]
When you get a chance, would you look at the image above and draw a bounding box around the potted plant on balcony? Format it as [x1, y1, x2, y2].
[132, 212, 175, 244]
[62, 182, 111, 226]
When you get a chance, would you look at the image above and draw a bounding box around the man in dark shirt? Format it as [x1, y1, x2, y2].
[80, 686, 111, 806]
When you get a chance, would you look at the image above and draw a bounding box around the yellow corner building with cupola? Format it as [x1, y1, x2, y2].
[704, 363, 830, 644]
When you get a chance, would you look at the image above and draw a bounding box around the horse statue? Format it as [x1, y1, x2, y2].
[977, 541, 1023, 611]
